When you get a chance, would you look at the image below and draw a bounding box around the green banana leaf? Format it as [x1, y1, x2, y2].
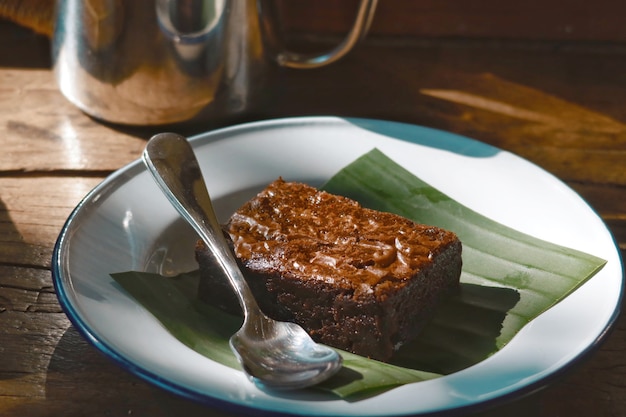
[322, 149, 606, 373]
[111, 148, 606, 399]
[111, 270, 441, 399]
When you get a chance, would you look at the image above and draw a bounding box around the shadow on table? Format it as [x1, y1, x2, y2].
[39, 326, 231, 417]
[0, 21, 51, 68]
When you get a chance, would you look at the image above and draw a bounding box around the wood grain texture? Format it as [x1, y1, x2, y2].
[3, 0, 626, 42]
[0, 19, 625, 417]
[0, 0, 54, 36]
[0, 70, 148, 172]
[0, 177, 104, 267]
[276, 0, 626, 42]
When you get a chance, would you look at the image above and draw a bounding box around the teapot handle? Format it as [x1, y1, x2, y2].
[277, 0, 378, 69]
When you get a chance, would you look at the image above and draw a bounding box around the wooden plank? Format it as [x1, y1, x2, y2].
[0, 20, 50, 67]
[570, 183, 626, 250]
[2, 39, 626, 182]
[276, 0, 626, 42]
[0, 265, 234, 417]
[270, 42, 626, 187]
[0, 69, 147, 172]
[1, 17, 625, 417]
[0, 177, 103, 267]
[4, 0, 626, 42]
[0, 0, 53, 37]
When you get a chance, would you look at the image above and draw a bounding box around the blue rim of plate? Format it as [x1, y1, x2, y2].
[51, 116, 624, 416]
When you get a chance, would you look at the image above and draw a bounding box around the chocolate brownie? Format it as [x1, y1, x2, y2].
[196, 178, 462, 361]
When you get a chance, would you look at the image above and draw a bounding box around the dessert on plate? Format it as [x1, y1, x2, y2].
[196, 178, 462, 361]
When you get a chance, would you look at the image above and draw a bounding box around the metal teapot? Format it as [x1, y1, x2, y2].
[52, 0, 377, 125]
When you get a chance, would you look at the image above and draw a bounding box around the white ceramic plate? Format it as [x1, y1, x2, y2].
[52, 117, 623, 416]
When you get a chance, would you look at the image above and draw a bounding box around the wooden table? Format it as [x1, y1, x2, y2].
[1, 20, 625, 417]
